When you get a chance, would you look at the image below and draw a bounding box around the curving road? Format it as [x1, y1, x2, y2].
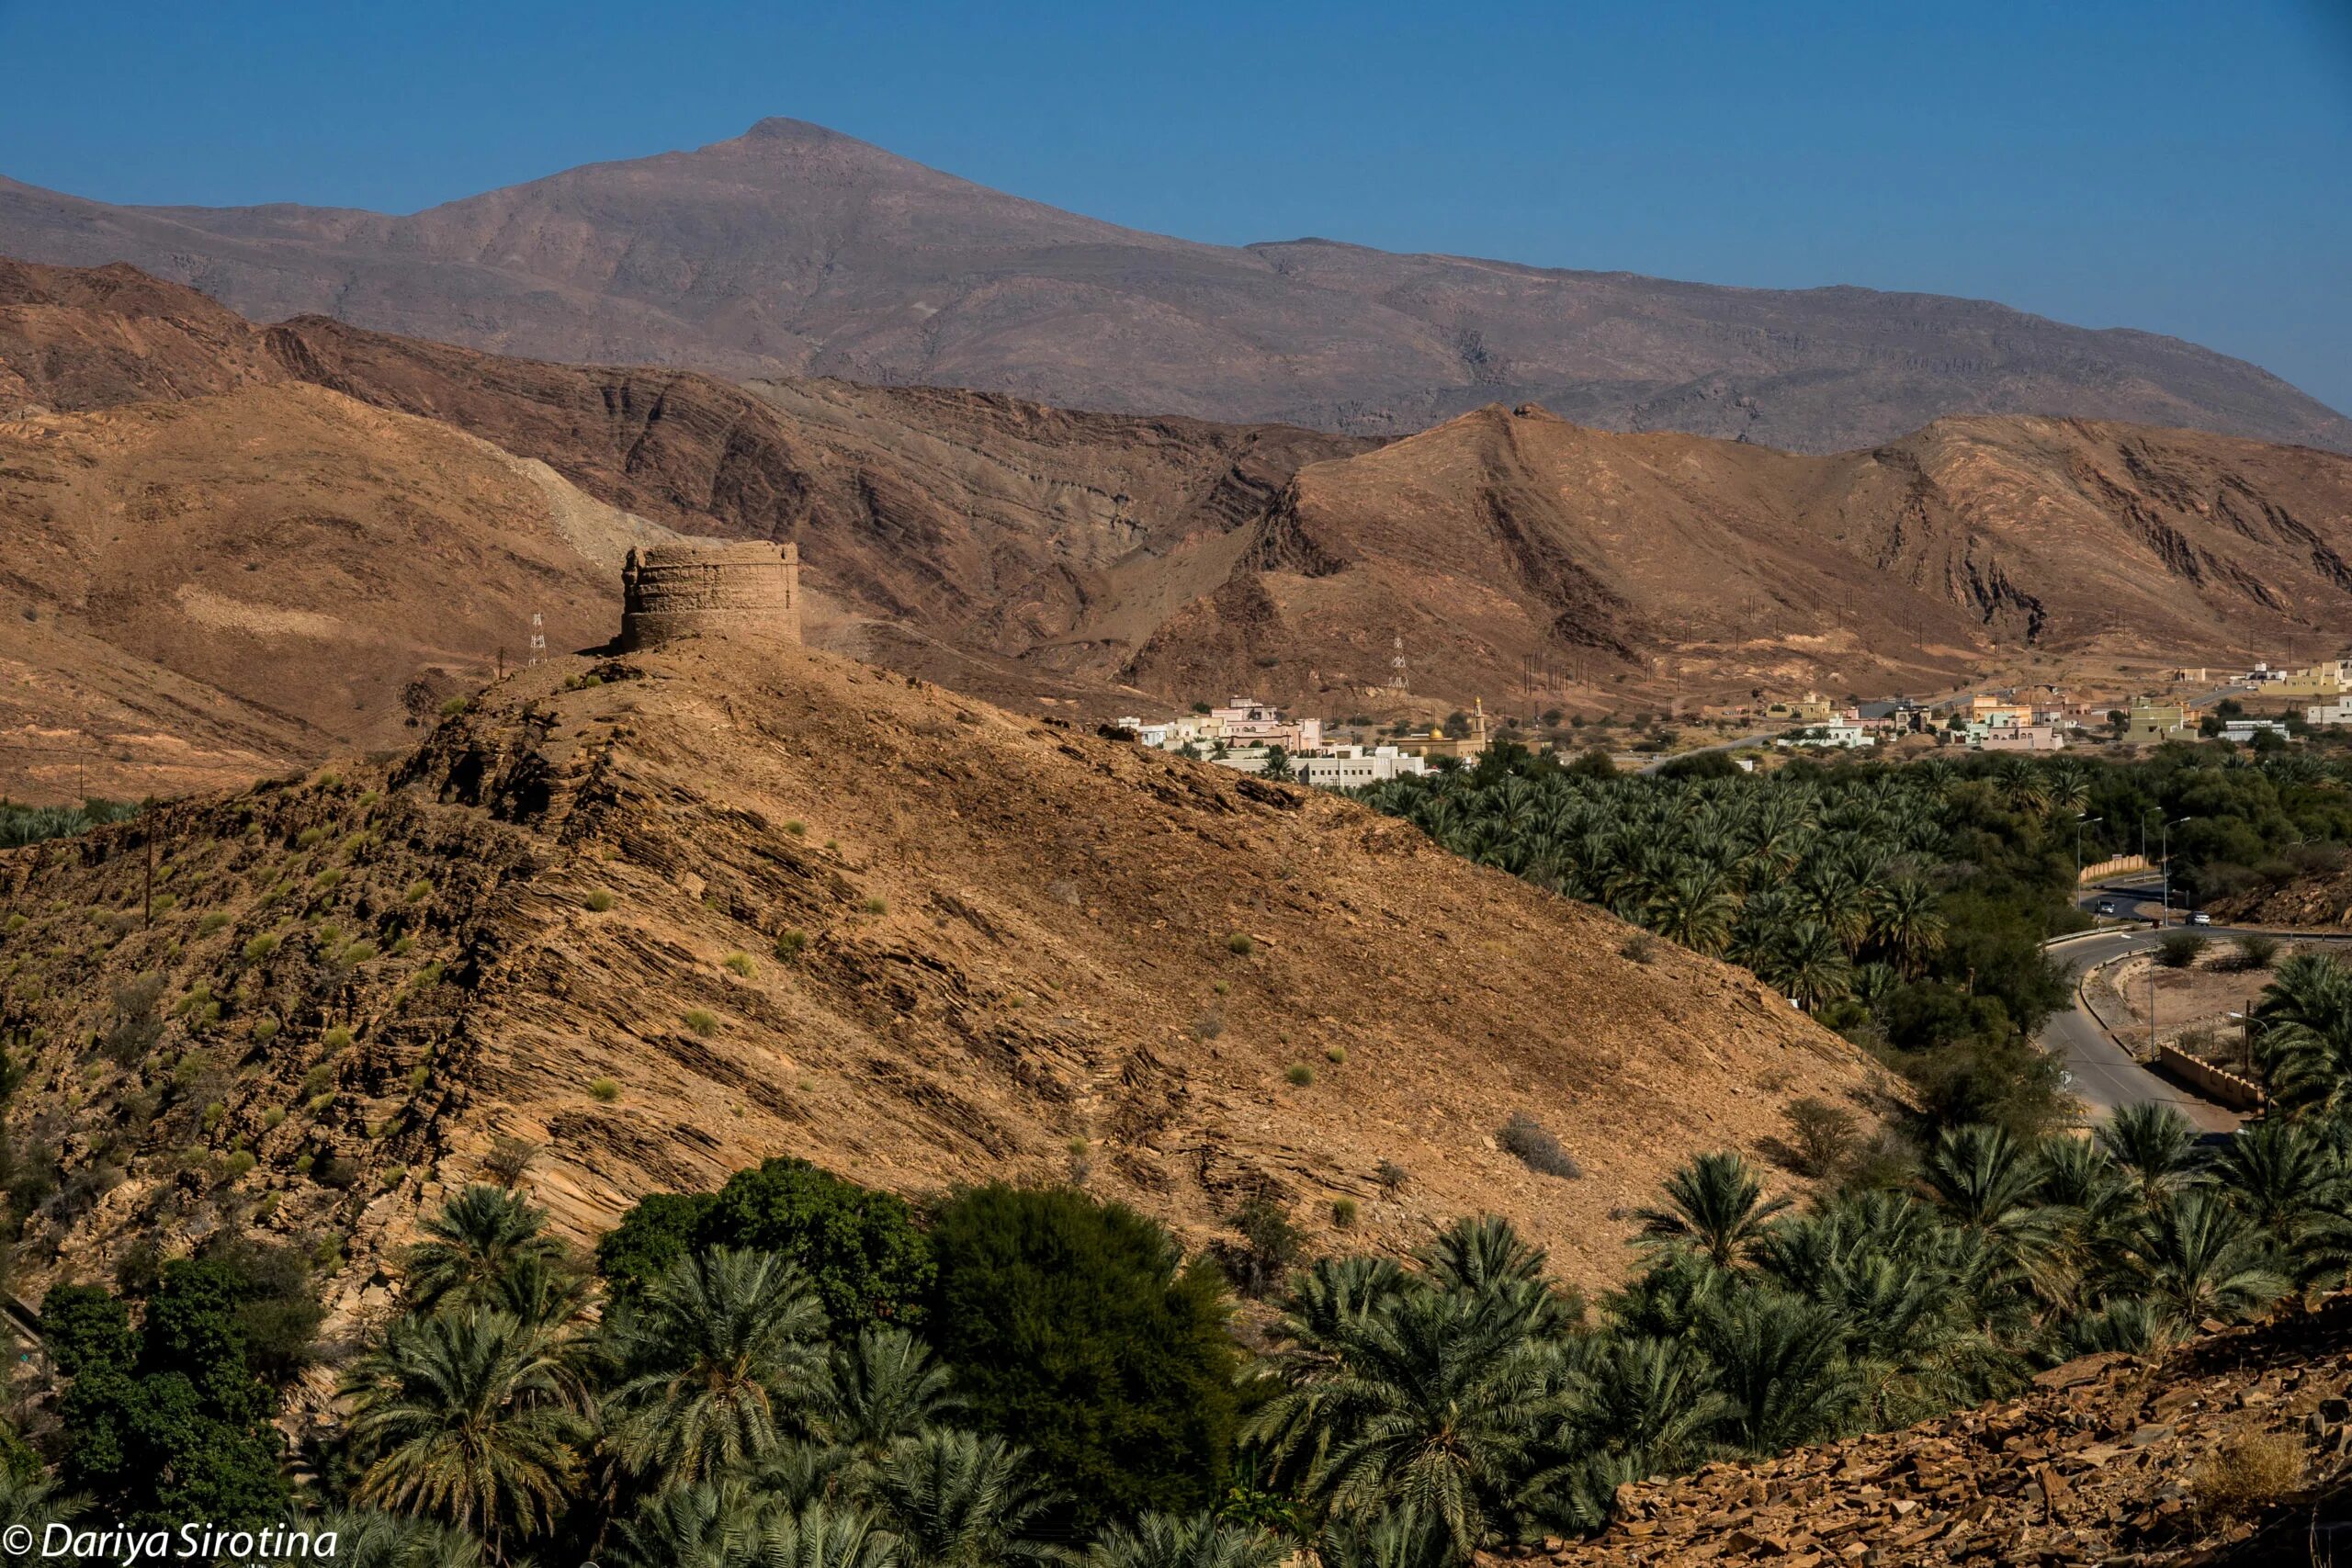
[2038, 876, 2348, 1133]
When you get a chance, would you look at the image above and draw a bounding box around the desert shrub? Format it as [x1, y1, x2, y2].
[583, 888, 616, 912]
[784, 819, 807, 837]
[295, 828, 327, 849]
[1285, 1063, 1315, 1087]
[2156, 931, 2209, 969]
[1620, 931, 1657, 964]
[482, 1134, 538, 1188]
[437, 697, 468, 717]
[1192, 1011, 1224, 1041]
[927, 1182, 1236, 1523]
[862, 897, 888, 916]
[722, 951, 756, 977]
[1325, 1044, 1348, 1065]
[2190, 1428, 2304, 1519]
[197, 912, 232, 937]
[404, 879, 433, 903]
[1222, 1194, 1304, 1299]
[1226, 931, 1255, 957]
[774, 928, 808, 961]
[682, 1009, 718, 1036]
[99, 974, 167, 1066]
[335, 939, 376, 967]
[1375, 1159, 1408, 1190]
[587, 1077, 620, 1102]
[312, 1156, 359, 1190]
[322, 1025, 353, 1053]
[1330, 1196, 1359, 1228]
[2227, 933, 2281, 972]
[1498, 1112, 1581, 1179]
[1784, 1097, 1859, 1178]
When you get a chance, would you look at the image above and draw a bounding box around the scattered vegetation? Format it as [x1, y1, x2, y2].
[1498, 1111, 1581, 1179]
[583, 888, 616, 912]
[1226, 931, 1256, 957]
[682, 1009, 718, 1036]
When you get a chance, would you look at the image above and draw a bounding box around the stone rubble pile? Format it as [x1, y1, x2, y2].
[1520, 1296, 2352, 1566]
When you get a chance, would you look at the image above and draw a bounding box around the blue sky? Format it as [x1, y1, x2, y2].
[3, 0, 2347, 412]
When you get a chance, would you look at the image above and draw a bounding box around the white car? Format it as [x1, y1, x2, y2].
[2188, 910, 2212, 926]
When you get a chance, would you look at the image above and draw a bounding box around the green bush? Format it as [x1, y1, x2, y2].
[1331, 1196, 1359, 1228]
[775, 929, 809, 961]
[722, 951, 756, 977]
[243, 933, 278, 963]
[683, 1009, 718, 1036]
[1285, 1063, 1316, 1087]
[598, 1156, 933, 1332]
[2157, 931, 2209, 969]
[587, 1077, 620, 1102]
[404, 879, 434, 903]
[1226, 931, 1255, 957]
[584, 888, 616, 912]
[927, 1183, 1237, 1524]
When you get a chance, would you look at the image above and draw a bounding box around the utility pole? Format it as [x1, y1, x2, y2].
[2075, 813, 2102, 889]
[2160, 815, 2189, 924]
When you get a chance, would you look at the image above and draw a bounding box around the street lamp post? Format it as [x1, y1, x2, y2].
[2075, 813, 2103, 890]
[2160, 815, 2189, 924]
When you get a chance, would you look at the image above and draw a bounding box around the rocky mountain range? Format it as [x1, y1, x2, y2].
[4, 118, 2346, 454]
[8, 257, 2352, 801]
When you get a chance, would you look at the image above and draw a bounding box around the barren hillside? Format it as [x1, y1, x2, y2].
[0, 379, 668, 799]
[0, 637, 1882, 1321]
[3, 120, 2345, 453]
[1135, 403, 2352, 703]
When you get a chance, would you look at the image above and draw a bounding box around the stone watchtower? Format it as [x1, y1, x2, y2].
[617, 540, 801, 650]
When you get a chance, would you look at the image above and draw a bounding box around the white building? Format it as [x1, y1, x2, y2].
[1783, 721, 1871, 750]
[2307, 702, 2352, 728]
[1294, 745, 1430, 788]
[2222, 717, 2291, 743]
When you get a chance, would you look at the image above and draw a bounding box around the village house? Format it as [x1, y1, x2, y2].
[1294, 745, 1430, 787]
[2124, 697, 2190, 744]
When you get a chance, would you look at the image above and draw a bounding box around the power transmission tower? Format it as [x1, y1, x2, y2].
[1387, 636, 1408, 694]
[528, 612, 547, 667]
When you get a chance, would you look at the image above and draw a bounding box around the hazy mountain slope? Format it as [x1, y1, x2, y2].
[1127, 403, 2352, 704]
[3, 119, 2344, 452]
[0, 380, 668, 797]
[0, 638, 1880, 1319]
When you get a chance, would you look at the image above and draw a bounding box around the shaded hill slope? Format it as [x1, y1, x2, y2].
[0, 638, 1880, 1321]
[3, 119, 2344, 453]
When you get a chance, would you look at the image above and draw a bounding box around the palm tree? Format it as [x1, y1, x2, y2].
[1084, 1512, 1287, 1568]
[1868, 880, 1946, 977]
[1695, 1291, 1860, 1453]
[605, 1478, 780, 1568]
[1922, 1125, 2053, 1265]
[0, 1465, 84, 1539]
[1245, 1287, 1564, 1562]
[767, 1502, 904, 1568]
[876, 1429, 1070, 1568]
[1312, 1508, 1450, 1568]
[1647, 871, 1737, 957]
[340, 1308, 592, 1561]
[605, 1247, 829, 1488]
[1631, 1152, 1790, 1271]
[1766, 922, 1853, 1012]
[258, 1511, 485, 1568]
[2095, 1102, 2202, 1207]
[402, 1186, 571, 1314]
[819, 1325, 961, 1465]
[2125, 1189, 2290, 1324]
[2214, 1116, 2352, 1280]
[1558, 1333, 1724, 1474]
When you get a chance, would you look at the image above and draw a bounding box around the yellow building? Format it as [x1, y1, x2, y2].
[1766, 691, 1837, 724]
[1967, 694, 2032, 728]
[2275, 660, 2347, 699]
[2124, 697, 2188, 744]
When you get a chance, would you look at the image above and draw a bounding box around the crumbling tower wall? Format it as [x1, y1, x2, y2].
[618, 540, 801, 650]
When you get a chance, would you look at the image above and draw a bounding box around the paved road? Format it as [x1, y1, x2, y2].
[2038, 876, 2345, 1133]
[2041, 920, 2241, 1134]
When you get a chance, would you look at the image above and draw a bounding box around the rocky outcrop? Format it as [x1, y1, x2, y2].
[1540, 1293, 2352, 1567]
